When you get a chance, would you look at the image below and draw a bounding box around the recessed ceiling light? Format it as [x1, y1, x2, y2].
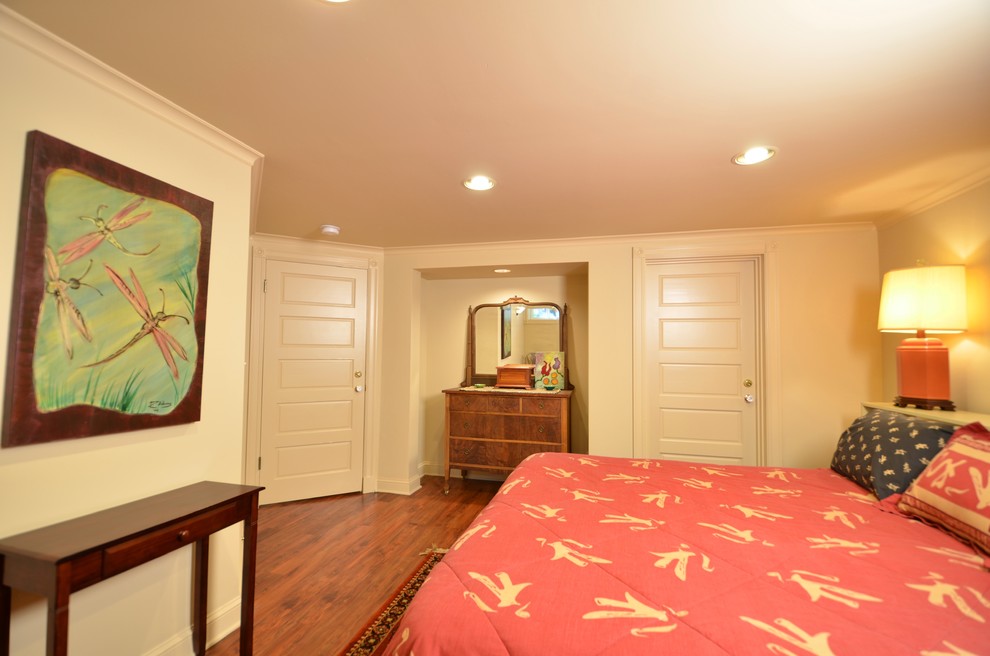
[323, 0, 350, 3]
[494, 268, 511, 274]
[320, 224, 341, 236]
[732, 146, 776, 166]
[463, 175, 496, 191]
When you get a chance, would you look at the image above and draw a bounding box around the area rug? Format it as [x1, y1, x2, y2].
[340, 549, 446, 656]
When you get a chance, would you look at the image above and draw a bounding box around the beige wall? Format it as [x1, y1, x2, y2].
[0, 11, 259, 655]
[877, 181, 990, 414]
[380, 224, 881, 491]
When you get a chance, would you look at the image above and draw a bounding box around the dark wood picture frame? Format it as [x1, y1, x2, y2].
[2, 131, 214, 447]
[500, 304, 512, 359]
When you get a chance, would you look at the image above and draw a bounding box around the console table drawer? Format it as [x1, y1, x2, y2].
[103, 502, 241, 577]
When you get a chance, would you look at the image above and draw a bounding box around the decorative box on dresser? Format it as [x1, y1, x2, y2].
[443, 387, 571, 493]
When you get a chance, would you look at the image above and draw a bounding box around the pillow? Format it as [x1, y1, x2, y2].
[830, 408, 955, 499]
[897, 422, 990, 554]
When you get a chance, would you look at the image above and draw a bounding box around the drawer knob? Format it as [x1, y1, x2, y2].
[538, 402, 545, 409]
[177, 530, 190, 542]
[538, 426, 545, 434]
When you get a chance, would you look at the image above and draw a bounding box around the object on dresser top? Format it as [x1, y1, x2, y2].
[530, 350, 565, 389]
[459, 386, 561, 394]
[495, 363, 536, 388]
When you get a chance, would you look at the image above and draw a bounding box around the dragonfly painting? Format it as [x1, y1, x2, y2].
[43, 246, 102, 359]
[85, 265, 190, 379]
[58, 198, 159, 265]
[3, 130, 214, 447]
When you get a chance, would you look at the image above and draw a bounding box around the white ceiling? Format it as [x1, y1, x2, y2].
[5, 0, 990, 249]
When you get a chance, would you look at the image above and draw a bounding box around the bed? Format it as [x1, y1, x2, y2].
[386, 408, 990, 655]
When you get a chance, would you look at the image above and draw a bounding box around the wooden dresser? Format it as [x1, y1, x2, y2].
[443, 387, 571, 493]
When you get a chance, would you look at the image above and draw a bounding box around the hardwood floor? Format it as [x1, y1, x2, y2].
[206, 475, 501, 656]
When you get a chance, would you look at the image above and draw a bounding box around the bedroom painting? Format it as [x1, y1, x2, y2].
[2, 131, 214, 447]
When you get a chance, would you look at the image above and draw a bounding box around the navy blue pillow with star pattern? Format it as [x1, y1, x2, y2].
[830, 408, 954, 499]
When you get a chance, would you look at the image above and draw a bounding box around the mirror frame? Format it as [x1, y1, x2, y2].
[462, 296, 569, 388]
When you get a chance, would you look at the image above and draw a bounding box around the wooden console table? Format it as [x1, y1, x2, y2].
[0, 481, 262, 656]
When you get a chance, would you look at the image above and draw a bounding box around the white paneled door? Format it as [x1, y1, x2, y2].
[259, 260, 367, 504]
[645, 259, 760, 464]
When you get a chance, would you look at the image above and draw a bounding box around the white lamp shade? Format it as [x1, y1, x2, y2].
[877, 265, 967, 334]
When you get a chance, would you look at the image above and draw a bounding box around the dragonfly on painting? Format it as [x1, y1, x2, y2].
[43, 246, 102, 359]
[59, 197, 159, 265]
[85, 265, 190, 379]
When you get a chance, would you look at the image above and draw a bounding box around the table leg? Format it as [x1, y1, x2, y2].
[47, 564, 71, 656]
[240, 494, 260, 656]
[192, 539, 209, 655]
[0, 579, 10, 656]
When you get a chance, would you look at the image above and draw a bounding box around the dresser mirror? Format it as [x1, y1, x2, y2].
[463, 296, 568, 387]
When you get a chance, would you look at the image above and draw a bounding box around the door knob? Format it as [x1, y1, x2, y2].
[744, 394, 755, 404]
[355, 385, 364, 393]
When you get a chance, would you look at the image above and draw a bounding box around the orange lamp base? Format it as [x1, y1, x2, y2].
[893, 337, 955, 411]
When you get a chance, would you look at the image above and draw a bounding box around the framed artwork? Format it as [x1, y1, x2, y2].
[500, 305, 511, 359]
[533, 351, 565, 390]
[2, 131, 214, 447]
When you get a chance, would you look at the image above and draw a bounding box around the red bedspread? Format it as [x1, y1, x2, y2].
[387, 452, 990, 655]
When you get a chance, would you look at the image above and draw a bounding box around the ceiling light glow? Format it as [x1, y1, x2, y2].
[463, 175, 496, 191]
[493, 268, 511, 274]
[320, 224, 341, 236]
[732, 146, 776, 166]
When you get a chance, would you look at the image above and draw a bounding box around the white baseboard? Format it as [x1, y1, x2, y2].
[375, 475, 422, 495]
[146, 597, 242, 656]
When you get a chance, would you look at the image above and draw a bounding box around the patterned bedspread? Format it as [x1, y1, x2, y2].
[386, 452, 990, 655]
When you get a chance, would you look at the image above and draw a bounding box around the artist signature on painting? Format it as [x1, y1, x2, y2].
[148, 400, 173, 412]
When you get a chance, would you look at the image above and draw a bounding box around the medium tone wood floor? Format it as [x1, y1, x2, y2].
[206, 475, 501, 656]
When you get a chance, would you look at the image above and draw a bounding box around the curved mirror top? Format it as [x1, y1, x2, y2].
[465, 296, 567, 387]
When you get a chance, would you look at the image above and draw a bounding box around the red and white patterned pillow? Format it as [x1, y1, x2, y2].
[897, 422, 990, 554]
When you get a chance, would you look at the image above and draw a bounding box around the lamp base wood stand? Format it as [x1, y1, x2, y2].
[893, 395, 956, 411]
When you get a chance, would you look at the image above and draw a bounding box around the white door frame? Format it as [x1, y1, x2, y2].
[633, 240, 782, 465]
[244, 236, 383, 494]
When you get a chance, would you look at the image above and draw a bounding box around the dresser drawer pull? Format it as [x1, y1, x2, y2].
[538, 426, 545, 434]
[538, 401, 545, 409]
[177, 530, 190, 542]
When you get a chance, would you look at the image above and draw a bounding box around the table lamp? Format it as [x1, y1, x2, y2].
[877, 264, 967, 410]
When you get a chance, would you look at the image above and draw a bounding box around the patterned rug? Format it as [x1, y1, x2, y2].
[340, 549, 446, 656]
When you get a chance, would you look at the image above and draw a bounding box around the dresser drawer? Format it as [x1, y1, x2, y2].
[448, 394, 492, 412]
[449, 438, 560, 470]
[502, 415, 561, 443]
[103, 502, 241, 577]
[449, 411, 496, 438]
[521, 397, 562, 416]
[488, 395, 522, 413]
